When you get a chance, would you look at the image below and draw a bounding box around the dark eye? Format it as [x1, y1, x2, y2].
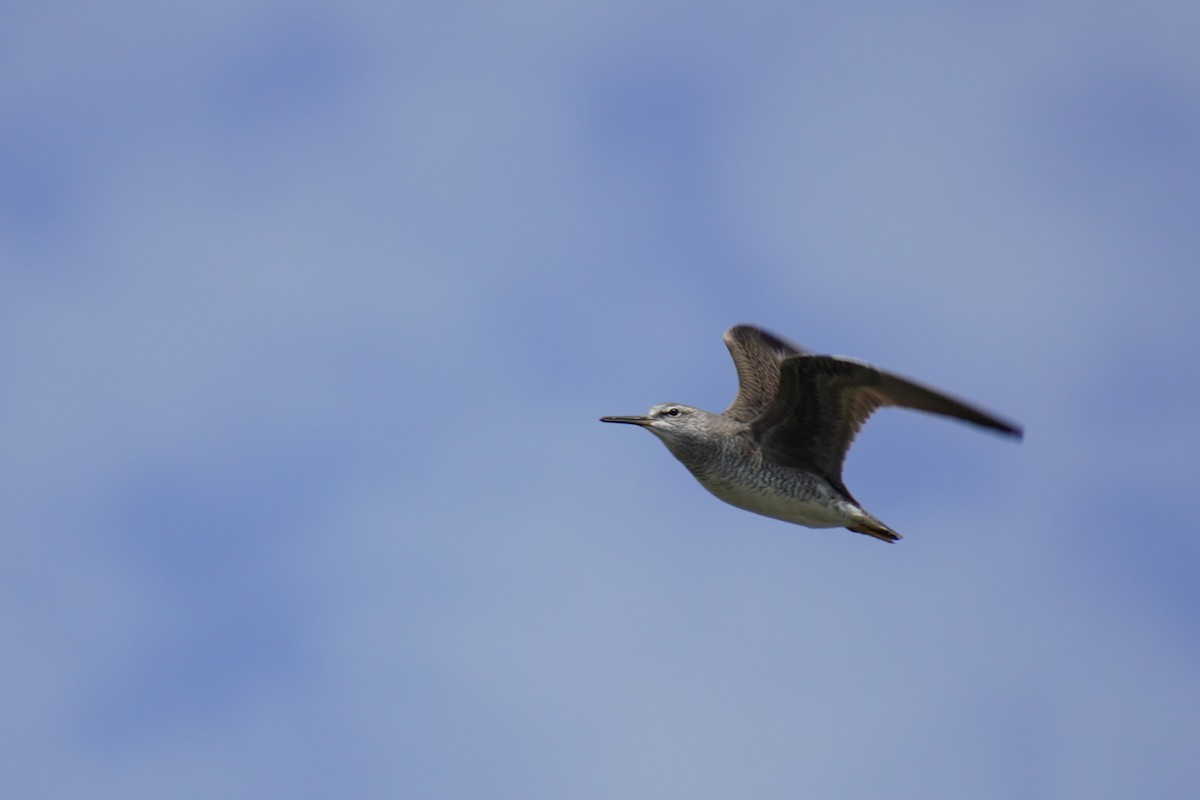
[666, 407, 680, 417]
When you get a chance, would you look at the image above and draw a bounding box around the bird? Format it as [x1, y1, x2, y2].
[600, 324, 1022, 542]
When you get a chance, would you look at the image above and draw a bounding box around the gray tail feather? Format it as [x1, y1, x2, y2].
[847, 519, 902, 543]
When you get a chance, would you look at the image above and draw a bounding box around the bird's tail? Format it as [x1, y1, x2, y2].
[847, 517, 902, 543]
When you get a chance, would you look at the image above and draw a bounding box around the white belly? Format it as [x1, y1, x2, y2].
[700, 475, 859, 529]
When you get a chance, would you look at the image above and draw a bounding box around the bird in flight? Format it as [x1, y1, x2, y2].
[601, 325, 1022, 542]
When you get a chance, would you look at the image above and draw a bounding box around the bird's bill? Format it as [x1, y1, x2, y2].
[600, 415, 652, 426]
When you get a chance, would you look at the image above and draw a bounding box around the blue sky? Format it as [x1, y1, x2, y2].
[3, 1, 1199, 797]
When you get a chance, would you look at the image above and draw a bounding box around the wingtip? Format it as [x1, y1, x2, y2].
[996, 420, 1025, 441]
[723, 324, 808, 357]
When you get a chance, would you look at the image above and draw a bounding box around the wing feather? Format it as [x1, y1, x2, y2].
[753, 355, 1022, 488]
[722, 325, 808, 423]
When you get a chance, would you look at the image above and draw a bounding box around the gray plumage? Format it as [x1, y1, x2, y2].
[601, 324, 1022, 542]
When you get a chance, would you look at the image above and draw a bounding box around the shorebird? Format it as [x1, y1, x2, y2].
[601, 325, 1022, 542]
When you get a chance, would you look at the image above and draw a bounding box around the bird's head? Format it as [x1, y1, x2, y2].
[600, 403, 718, 452]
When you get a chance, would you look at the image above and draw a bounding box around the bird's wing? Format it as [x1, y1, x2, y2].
[752, 355, 1023, 487]
[722, 325, 809, 423]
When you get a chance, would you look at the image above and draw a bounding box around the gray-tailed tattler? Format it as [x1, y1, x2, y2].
[601, 325, 1022, 542]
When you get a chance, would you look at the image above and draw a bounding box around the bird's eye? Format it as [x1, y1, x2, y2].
[666, 407, 680, 417]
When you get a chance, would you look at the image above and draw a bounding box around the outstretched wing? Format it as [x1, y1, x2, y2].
[722, 325, 808, 423]
[752, 355, 1023, 489]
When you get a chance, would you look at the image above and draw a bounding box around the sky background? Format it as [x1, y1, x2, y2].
[3, 1, 1199, 797]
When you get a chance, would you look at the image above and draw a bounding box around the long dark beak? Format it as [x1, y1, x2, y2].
[600, 415, 652, 426]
